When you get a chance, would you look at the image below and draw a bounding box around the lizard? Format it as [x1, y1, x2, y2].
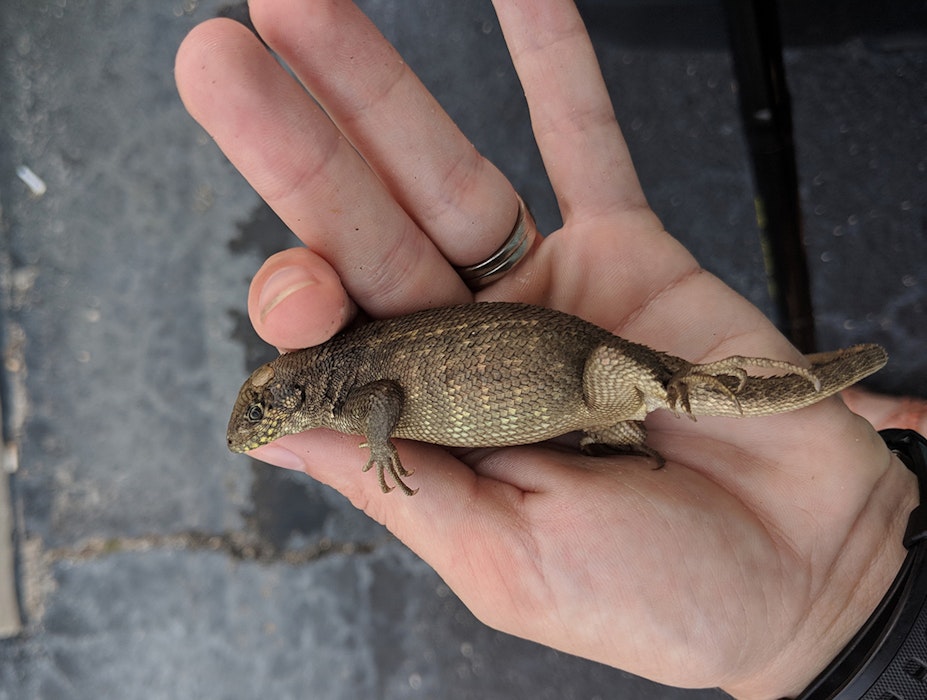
[227, 301, 888, 496]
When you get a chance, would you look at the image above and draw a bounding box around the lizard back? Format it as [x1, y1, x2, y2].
[320, 302, 621, 445]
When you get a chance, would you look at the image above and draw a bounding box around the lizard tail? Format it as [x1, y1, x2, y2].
[683, 343, 888, 418]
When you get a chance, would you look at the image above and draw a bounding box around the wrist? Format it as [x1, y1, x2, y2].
[788, 429, 927, 700]
[723, 444, 919, 699]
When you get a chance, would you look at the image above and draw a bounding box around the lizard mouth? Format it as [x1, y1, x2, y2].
[227, 417, 280, 453]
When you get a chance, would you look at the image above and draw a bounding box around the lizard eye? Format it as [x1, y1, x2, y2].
[246, 402, 265, 423]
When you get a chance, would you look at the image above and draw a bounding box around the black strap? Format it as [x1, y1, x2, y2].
[792, 429, 927, 700]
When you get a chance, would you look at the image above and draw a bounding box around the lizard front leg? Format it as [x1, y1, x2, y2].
[341, 380, 417, 496]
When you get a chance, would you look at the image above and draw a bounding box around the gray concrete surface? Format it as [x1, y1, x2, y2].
[0, 0, 923, 698]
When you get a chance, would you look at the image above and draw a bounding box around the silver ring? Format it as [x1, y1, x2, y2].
[456, 195, 531, 290]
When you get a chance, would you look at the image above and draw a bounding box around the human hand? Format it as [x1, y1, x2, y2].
[176, 1, 917, 696]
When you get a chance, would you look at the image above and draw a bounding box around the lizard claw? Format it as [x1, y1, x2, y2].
[668, 373, 744, 416]
[361, 441, 418, 496]
[667, 355, 821, 416]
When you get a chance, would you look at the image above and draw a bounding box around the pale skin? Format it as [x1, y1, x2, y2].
[176, 1, 921, 697]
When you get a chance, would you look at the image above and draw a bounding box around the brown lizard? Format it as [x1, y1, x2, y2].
[227, 302, 887, 495]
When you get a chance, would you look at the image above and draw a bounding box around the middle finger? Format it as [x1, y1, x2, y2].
[249, 0, 523, 267]
[176, 17, 469, 316]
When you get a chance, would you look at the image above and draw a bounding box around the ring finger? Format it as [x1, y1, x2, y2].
[249, 0, 524, 268]
[177, 2, 535, 319]
[176, 17, 466, 318]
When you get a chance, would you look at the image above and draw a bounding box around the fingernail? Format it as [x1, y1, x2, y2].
[258, 266, 318, 323]
[249, 444, 306, 472]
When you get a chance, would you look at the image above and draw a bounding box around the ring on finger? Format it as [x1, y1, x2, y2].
[455, 195, 532, 290]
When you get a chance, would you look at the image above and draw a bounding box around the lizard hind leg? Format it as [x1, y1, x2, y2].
[580, 420, 666, 468]
[665, 355, 821, 416]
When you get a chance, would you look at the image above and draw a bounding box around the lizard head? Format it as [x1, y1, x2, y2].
[226, 361, 312, 453]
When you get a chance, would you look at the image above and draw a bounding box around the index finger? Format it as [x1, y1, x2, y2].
[175, 18, 470, 318]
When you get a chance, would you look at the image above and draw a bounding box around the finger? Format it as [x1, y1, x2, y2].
[841, 387, 927, 434]
[248, 432, 474, 509]
[491, 0, 648, 221]
[247, 248, 354, 350]
[246, 432, 575, 584]
[246, 431, 514, 553]
[175, 19, 469, 317]
[247, 433, 561, 632]
[248, 0, 521, 267]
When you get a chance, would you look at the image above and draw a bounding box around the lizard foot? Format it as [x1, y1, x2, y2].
[360, 440, 418, 496]
[666, 356, 821, 416]
[579, 421, 666, 468]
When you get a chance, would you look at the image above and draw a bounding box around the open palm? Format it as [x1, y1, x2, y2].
[176, 1, 914, 696]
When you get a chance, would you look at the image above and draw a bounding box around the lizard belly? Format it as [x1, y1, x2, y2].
[393, 385, 591, 446]
[389, 345, 593, 447]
